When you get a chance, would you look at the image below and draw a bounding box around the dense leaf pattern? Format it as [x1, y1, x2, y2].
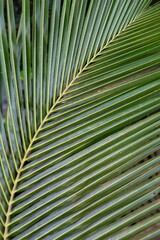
[0, 0, 160, 239]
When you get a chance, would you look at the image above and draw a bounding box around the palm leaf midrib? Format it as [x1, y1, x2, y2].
[2, 13, 145, 238]
[3, 24, 123, 237]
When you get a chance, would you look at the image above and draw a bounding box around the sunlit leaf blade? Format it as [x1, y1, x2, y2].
[0, 0, 160, 239]
[22, 0, 32, 141]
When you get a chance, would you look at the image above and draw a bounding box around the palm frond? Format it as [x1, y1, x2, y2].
[0, 0, 160, 239]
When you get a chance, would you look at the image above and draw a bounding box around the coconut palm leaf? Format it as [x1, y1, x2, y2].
[0, 0, 160, 239]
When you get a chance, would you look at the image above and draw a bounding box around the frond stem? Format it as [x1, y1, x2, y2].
[3, 21, 131, 238]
